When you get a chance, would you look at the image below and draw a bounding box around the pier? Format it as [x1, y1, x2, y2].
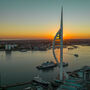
[0, 80, 33, 90]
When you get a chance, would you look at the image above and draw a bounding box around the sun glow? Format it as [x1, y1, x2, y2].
[0, 23, 90, 40]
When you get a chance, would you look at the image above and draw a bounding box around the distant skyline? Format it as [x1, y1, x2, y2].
[0, 0, 90, 40]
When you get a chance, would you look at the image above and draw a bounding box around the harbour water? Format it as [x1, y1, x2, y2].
[0, 45, 90, 90]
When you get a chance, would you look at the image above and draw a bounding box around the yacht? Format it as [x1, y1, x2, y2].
[36, 61, 68, 69]
[33, 75, 50, 86]
[36, 61, 57, 69]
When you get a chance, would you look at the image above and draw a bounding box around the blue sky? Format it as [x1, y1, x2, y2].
[0, 0, 90, 39]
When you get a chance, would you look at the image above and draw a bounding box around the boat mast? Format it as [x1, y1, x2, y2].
[60, 6, 63, 81]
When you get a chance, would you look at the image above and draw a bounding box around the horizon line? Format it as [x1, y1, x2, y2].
[1, 38, 90, 41]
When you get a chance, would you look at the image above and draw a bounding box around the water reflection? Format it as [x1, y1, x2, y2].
[38, 67, 55, 72]
[5, 51, 12, 61]
[0, 45, 89, 89]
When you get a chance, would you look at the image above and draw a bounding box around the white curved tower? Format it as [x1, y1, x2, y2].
[60, 6, 63, 81]
[53, 6, 68, 81]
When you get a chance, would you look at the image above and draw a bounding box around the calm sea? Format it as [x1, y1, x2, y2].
[0, 45, 90, 90]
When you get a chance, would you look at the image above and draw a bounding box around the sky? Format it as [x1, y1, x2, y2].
[0, 0, 90, 40]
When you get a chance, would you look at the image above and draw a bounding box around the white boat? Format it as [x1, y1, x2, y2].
[36, 61, 68, 69]
[36, 61, 57, 69]
[33, 75, 50, 86]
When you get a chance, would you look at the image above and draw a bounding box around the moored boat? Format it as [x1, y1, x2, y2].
[36, 61, 68, 69]
[63, 62, 68, 67]
[36, 61, 57, 69]
[33, 75, 50, 86]
[74, 54, 79, 57]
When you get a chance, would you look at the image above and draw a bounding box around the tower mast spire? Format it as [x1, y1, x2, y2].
[59, 6, 63, 81]
[52, 5, 69, 82]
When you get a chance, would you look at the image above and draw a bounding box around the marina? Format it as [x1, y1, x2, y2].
[0, 65, 89, 90]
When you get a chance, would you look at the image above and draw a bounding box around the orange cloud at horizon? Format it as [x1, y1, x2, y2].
[64, 33, 90, 39]
[0, 33, 53, 40]
[0, 33, 90, 40]
[0, 23, 90, 40]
